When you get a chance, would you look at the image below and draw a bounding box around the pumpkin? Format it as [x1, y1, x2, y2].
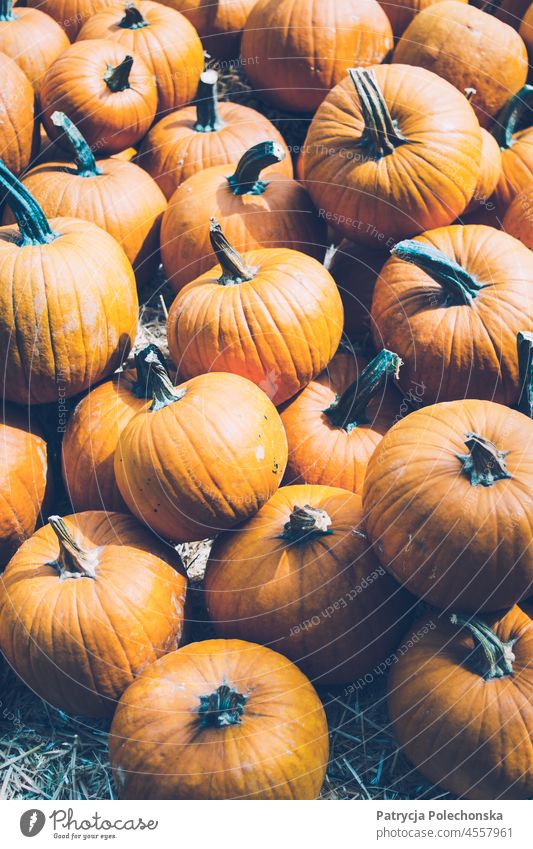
[76, 1, 204, 117]
[462, 89, 502, 214]
[388, 608, 533, 799]
[159, 0, 256, 58]
[392, 2, 528, 128]
[517, 330, 533, 418]
[0, 161, 138, 405]
[240, 0, 393, 114]
[503, 181, 533, 251]
[520, 1, 533, 53]
[492, 86, 533, 214]
[371, 225, 533, 406]
[114, 353, 288, 541]
[0, 406, 51, 568]
[166, 220, 343, 405]
[328, 240, 388, 342]
[0, 52, 36, 176]
[363, 399, 533, 611]
[280, 350, 402, 494]
[302, 65, 482, 246]
[109, 638, 328, 799]
[0, 0, 69, 93]
[136, 69, 293, 200]
[205, 485, 411, 684]
[0, 511, 187, 717]
[62, 344, 170, 513]
[378, 0, 468, 39]
[8, 112, 166, 285]
[160, 141, 327, 293]
[40, 39, 157, 155]
[25, 0, 120, 40]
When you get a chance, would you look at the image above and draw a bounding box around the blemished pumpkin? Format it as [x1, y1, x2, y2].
[388, 608, 533, 799]
[371, 225, 533, 406]
[0, 52, 37, 176]
[25, 0, 120, 40]
[0, 511, 187, 717]
[166, 220, 343, 405]
[492, 85, 533, 213]
[136, 69, 293, 200]
[62, 345, 170, 513]
[8, 112, 166, 286]
[363, 399, 533, 612]
[160, 141, 327, 293]
[0, 406, 51, 568]
[40, 39, 157, 155]
[0, 0, 69, 93]
[302, 65, 482, 246]
[0, 160, 138, 405]
[109, 639, 329, 799]
[76, 1, 204, 116]
[114, 353, 288, 542]
[241, 0, 393, 113]
[328, 240, 388, 342]
[205, 485, 412, 684]
[159, 0, 257, 58]
[378, 0, 467, 39]
[392, 2, 528, 128]
[280, 350, 402, 494]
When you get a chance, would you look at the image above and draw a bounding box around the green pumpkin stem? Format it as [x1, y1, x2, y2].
[456, 433, 512, 487]
[281, 505, 332, 543]
[134, 344, 186, 411]
[47, 516, 98, 580]
[104, 55, 133, 92]
[209, 218, 254, 285]
[132, 344, 170, 398]
[199, 684, 247, 728]
[50, 112, 101, 178]
[492, 85, 533, 149]
[324, 349, 402, 432]
[227, 141, 285, 196]
[348, 68, 407, 159]
[0, 0, 15, 21]
[194, 70, 225, 133]
[119, 2, 150, 29]
[0, 159, 58, 246]
[450, 614, 515, 679]
[392, 240, 486, 305]
[517, 331, 533, 418]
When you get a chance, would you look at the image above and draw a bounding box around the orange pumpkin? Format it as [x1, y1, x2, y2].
[0, 512, 187, 717]
[0, 161, 138, 405]
[40, 39, 157, 155]
[363, 399, 533, 611]
[378, 0, 468, 39]
[136, 69, 293, 200]
[25, 0, 120, 40]
[0, 0, 69, 93]
[160, 0, 256, 58]
[281, 351, 403, 494]
[0, 52, 36, 176]
[166, 220, 343, 405]
[302, 65, 482, 246]
[241, 0, 393, 113]
[492, 84, 533, 213]
[76, 1, 204, 116]
[160, 141, 327, 292]
[328, 240, 388, 342]
[109, 638, 329, 799]
[8, 112, 166, 285]
[205, 485, 411, 684]
[503, 180, 533, 250]
[114, 356, 288, 541]
[463, 91, 502, 213]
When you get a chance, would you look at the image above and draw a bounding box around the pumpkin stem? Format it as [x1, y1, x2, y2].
[104, 55, 133, 93]
[194, 70, 225, 133]
[209, 218, 255, 285]
[492, 85, 533, 149]
[450, 614, 515, 680]
[323, 349, 402, 432]
[50, 112, 101, 178]
[227, 141, 285, 195]
[281, 505, 332, 543]
[0, 0, 15, 21]
[134, 344, 186, 411]
[456, 432, 512, 487]
[119, 2, 150, 29]
[198, 684, 247, 728]
[392, 240, 486, 305]
[348, 68, 407, 159]
[517, 331, 533, 418]
[47, 516, 98, 580]
[132, 344, 170, 398]
[0, 159, 58, 246]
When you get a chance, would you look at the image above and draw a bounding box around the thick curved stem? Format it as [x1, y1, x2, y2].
[51, 112, 100, 178]
[134, 345, 186, 412]
[47, 516, 98, 580]
[0, 0, 15, 21]
[132, 344, 170, 399]
[281, 505, 332, 543]
[348, 68, 407, 159]
[324, 349, 402, 432]
[104, 55, 133, 92]
[456, 433, 512, 487]
[194, 70, 225, 133]
[210, 218, 254, 285]
[517, 331, 533, 418]
[392, 240, 486, 305]
[450, 614, 515, 679]
[227, 141, 285, 195]
[119, 2, 150, 29]
[492, 85, 533, 149]
[199, 685, 247, 728]
[0, 159, 58, 246]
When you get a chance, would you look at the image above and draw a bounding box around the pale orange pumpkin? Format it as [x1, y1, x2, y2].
[0, 52, 37, 176]
[0, 0, 69, 93]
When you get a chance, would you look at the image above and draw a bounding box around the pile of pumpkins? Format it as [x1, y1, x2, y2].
[0, 0, 533, 801]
